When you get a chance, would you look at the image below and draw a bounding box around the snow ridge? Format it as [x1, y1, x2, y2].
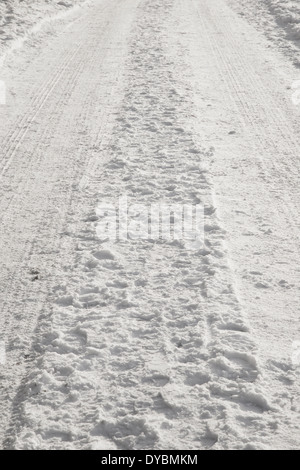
[228, 0, 300, 66]
[0, 0, 90, 67]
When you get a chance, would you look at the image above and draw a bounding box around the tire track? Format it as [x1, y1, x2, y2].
[195, 0, 300, 241]
[0, 0, 131, 448]
[187, 0, 300, 448]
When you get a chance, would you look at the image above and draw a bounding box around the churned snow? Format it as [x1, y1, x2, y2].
[228, 0, 300, 66]
[0, 0, 89, 65]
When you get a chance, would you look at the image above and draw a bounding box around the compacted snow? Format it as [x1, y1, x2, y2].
[0, 0, 299, 450]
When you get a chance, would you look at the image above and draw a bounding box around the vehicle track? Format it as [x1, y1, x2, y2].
[0, 0, 134, 448]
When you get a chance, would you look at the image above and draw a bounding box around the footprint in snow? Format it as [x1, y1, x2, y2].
[93, 249, 115, 261]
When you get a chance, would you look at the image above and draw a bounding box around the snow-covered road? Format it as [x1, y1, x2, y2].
[0, 0, 299, 450]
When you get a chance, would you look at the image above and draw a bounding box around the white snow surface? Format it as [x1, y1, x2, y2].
[0, 0, 299, 450]
[0, 0, 89, 64]
[228, 0, 300, 65]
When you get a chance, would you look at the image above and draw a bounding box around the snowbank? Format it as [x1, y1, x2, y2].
[267, 0, 300, 40]
[0, 0, 88, 62]
[228, 0, 300, 66]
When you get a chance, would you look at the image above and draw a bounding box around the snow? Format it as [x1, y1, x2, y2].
[228, 0, 300, 66]
[0, 0, 90, 66]
[0, 0, 299, 451]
